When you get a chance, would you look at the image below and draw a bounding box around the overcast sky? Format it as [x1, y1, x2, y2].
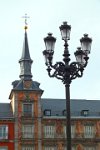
[0, 0, 100, 102]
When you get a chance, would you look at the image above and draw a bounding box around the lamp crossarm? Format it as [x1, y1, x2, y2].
[46, 59, 88, 84]
[69, 62, 84, 80]
[47, 61, 64, 80]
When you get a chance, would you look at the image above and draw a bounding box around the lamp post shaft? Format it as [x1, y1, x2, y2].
[65, 84, 71, 150]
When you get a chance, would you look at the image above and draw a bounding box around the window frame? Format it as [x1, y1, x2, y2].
[44, 145, 57, 150]
[84, 145, 96, 150]
[22, 124, 34, 138]
[23, 103, 33, 116]
[44, 109, 51, 116]
[81, 110, 89, 116]
[0, 125, 8, 140]
[44, 124, 56, 138]
[62, 109, 66, 116]
[63, 124, 75, 138]
[22, 146, 34, 150]
[0, 146, 8, 150]
[84, 123, 95, 138]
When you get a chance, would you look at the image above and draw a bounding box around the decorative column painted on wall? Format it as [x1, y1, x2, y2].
[76, 121, 83, 138]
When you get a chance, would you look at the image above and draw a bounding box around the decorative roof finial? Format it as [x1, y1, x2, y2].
[22, 13, 30, 31]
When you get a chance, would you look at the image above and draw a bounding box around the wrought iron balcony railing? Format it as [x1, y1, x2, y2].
[21, 132, 34, 139]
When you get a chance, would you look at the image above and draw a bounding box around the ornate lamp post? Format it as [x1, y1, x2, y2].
[42, 22, 92, 150]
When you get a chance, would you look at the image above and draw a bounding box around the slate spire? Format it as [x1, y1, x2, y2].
[19, 25, 33, 80]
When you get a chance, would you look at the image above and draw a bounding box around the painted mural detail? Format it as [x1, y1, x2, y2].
[58, 142, 63, 150]
[77, 144, 83, 150]
[23, 80, 32, 89]
[76, 121, 83, 137]
[18, 92, 25, 100]
[56, 121, 63, 135]
[96, 121, 100, 137]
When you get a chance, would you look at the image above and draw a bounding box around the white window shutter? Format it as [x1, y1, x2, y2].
[6, 126, 8, 139]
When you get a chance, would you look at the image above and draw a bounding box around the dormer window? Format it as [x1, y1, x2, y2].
[63, 109, 66, 116]
[81, 110, 89, 116]
[44, 109, 51, 116]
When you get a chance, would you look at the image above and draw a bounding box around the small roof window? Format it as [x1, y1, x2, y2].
[62, 109, 66, 116]
[81, 110, 89, 116]
[44, 109, 51, 116]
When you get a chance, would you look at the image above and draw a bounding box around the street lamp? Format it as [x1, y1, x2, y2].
[42, 21, 92, 150]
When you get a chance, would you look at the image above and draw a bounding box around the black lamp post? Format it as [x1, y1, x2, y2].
[42, 22, 92, 150]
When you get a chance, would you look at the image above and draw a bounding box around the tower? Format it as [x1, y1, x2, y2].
[9, 21, 43, 150]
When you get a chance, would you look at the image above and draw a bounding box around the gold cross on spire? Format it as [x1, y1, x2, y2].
[22, 14, 30, 30]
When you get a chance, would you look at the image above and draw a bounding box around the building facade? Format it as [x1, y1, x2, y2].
[0, 104, 14, 150]
[41, 99, 100, 150]
[0, 26, 100, 150]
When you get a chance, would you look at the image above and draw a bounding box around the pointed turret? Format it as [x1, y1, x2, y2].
[19, 27, 33, 80]
[9, 17, 43, 94]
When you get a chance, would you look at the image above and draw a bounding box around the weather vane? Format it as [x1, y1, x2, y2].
[22, 14, 30, 30]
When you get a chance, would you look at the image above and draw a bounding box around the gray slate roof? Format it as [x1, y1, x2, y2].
[12, 80, 43, 92]
[0, 103, 13, 119]
[0, 99, 100, 119]
[41, 98, 100, 117]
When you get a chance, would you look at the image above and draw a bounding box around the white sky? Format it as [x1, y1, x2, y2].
[0, 0, 100, 102]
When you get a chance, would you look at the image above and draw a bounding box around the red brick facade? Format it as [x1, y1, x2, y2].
[0, 121, 14, 150]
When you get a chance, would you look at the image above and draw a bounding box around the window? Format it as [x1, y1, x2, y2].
[81, 110, 89, 116]
[22, 125, 34, 138]
[71, 125, 75, 138]
[0, 125, 8, 139]
[44, 146, 57, 150]
[62, 110, 66, 116]
[44, 110, 51, 116]
[22, 146, 34, 150]
[84, 146, 96, 150]
[84, 124, 95, 138]
[0, 147, 8, 150]
[63, 125, 75, 138]
[44, 125, 55, 138]
[64, 146, 76, 150]
[23, 103, 32, 116]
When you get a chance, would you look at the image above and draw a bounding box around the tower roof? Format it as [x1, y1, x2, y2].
[19, 28, 33, 80]
[9, 19, 44, 97]
[20, 30, 32, 61]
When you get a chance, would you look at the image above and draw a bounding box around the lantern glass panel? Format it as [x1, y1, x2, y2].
[81, 41, 91, 54]
[75, 53, 86, 65]
[45, 41, 55, 51]
[60, 28, 71, 40]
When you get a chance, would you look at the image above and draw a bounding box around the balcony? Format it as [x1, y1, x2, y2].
[21, 132, 34, 139]
[43, 132, 100, 142]
[22, 112, 33, 117]
[20, 112, 34, 121]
